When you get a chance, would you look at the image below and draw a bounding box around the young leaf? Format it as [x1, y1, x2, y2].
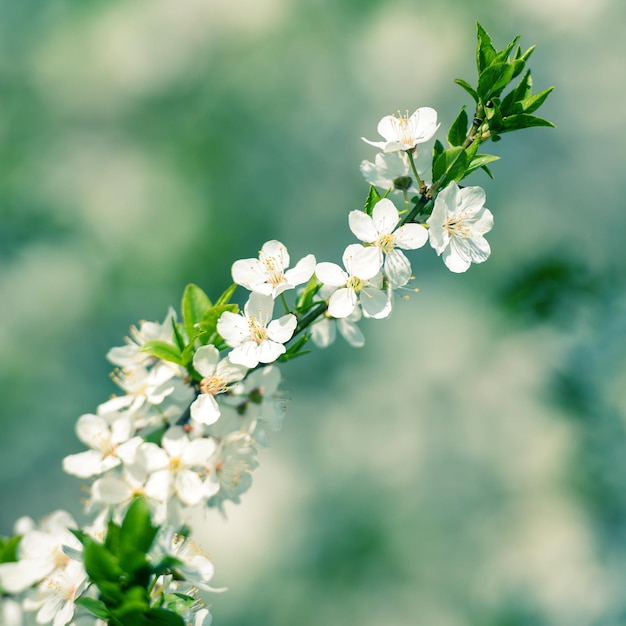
[364, 184, 382, 216]
[519, 86, 554, 114]
[501, 114, 555, 132]
[477, 62, 515, 100]
[454, 78, 479, 102]
[75, 597, 110, 620]
[447, 107, 469, 147]
[501, 70, 533, 114]
[465, 154, 501, 177]
[296, 274, 321, 311]
[494, 35, 520, 64]
[171, 318, 185, 352]
[215, 283, 237, 306]
[120, 496, 159, 557]
[432, 139, 445, 171]
[0, 535, 21, 563]
[140, 340, 184, 366]
[476, 23, 496, 73]
[144, 607, 186, 626]
[433, 147, 468, 185]
[199, 304, 239, 340]
[83, 538, 123, 583]
[182, 284, 212, 340]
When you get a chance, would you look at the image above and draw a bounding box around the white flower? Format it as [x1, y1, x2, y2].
[205, 432, 258, 507]
[360, 150, 432, 195]
[231, 240, 316, 298]
[217, 293, 297, 368]
[152, 528, 221, 593]
[136, 427, 217, 507]
[426, 181, 494, 273]
[315, 244, 391, 319]
[23, 560, 87, 626]
[362, 107, 439, 153]
[311, 305, 365, 349]
[0, 511, 80, 594]
[190, 346, 248, 426]
[107, 308, 177, 369]
[348, 198, 428, 287]
[113, 362, 177, 407]
[62, 413, 141, 478]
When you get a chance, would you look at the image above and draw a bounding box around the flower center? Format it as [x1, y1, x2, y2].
[263, 256, 286, 287]
[444, 216, 471, 238]
[248, 317, 268, 344]
[169, 457, 182, 473]
[347, 276, 364, 292]
[200, 375, 227, 396]
[376, 233, 395, 253]
[390, 110, 414, 146]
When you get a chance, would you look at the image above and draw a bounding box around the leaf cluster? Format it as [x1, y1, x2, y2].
[455, 23, 554, 141]
[73, 497, 185, 626]
[140, 283, 239, 382]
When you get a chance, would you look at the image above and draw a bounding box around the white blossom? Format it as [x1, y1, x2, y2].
[427, 181, 493, 273]
[217, 293, 297, 368]
[190, 346, 248, 426]
[360, 150, 431, 195]
[348, 198, 428, 287]
[315, 244, 391, 319]
[62, 413, 141, 479]
[231, 240, 316, 298]
[311, 305, 365, 349]
[136, 427, 218, 507]
[362, 107, 439, 153]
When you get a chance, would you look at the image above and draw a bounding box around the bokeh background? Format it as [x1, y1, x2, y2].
[2, 0, 626, 624]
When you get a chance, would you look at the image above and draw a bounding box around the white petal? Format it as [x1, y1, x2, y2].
[75, 414, 109, 449]
[193, 345, 219, 378]
[284, 254, 316, 287]
[327, 288, 357, 318]
[62, 450, 117, 478]
[176, 470, 206, 506]
[161, 426, 188, 459]
[375, 114, 400, 143]
[384, 249, 412, 287]
[136, 442, 169, 473]
[371, 198, 400, 235]
[315, 262, 347, 287]
[392, 223, 428, 250]
[144, 470, 172, 501]
[228, 342, 261, 368]
[348, 210, 378, 242]
[409, 106, 439, 143]
[0, 561, 51, 594]
[348, 245, 381, 280]
[191, 394, 221, 425]
[244, 292, 274, 322]
[259, 240, 289, 270]
[337, 319, 365, 348]
[310, 318, 336, 348]
[182, 437, 217, 466]
[459, 185, 486, 214]
[231, 258, 266, 290]
[92, 476, 132, 505]
[216, 358, 248, 383]
[360, 287, 392, 319]
[267, 314, 297, 344]
[217, 312, 248, 347]
[256, 339, 286, 364]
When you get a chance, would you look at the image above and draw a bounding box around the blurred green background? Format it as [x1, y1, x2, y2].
[2, 0, 626, 624]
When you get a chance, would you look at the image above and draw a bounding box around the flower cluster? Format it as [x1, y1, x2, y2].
[0, 23, 553, 626]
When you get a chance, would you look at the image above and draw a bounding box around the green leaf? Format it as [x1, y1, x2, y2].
[478, 62, 515, 100]
[171, 319, 185, 352]
[364, 184, 382, 216]
[501, 114, 555, 132]
[104, 519, 121, 557]
[494, 35, 520, 64]
[75, 597, 110, 620]
[279, 333, 310, 362]
[296, 275, 321, 311]
[433, 146, 468, 185]
[215, 283, 237, 306]
[447, 107, 468, 147]
[519, 86, 554, 114]
[120, 497, 159, 557]
[0, 534, 21, 563]
[481, 164, 495, 179]
[181, 284, 212, 340]
[163, 592, 196, 613]
[431, 139, 444, 171]
[476, 23, 496, 73]
[465, 154, 501, 177]
[454, 78, 479, 102]
[140, 340, 184, 366]
[144, 608, 186, 626]
[501, 70, 532, 115]
[83, 538, 123, 583]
